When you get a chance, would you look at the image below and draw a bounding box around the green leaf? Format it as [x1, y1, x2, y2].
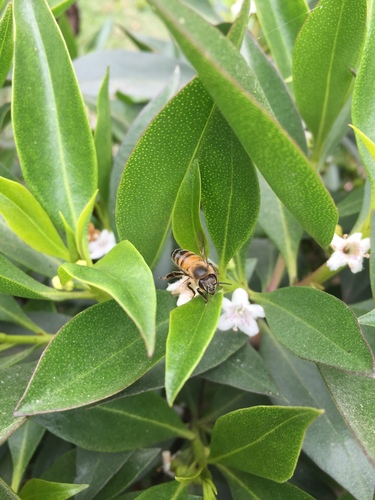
[135, 482, 188, 500]
[148, 0, 337, 248]
[0, 362, 36, 444]
[202, 343, 279, 397]
[293, 0, 367, 158]
[319, 365, 375, 466]
[209, 406, 321, 482]
[59, 240, 157, 356]
[75, 190, 98, 263]
[8, 420, 45, 493]
[57, 13, 78, 61]
[0, 294, 45, 334]
[349, 126, 375, 207]
[260, 323, 375, 500]
[219, 466, 315, 500]
[15, 293, 174, 415]
[13, 0, 97, 231]
[0, 3, 13, 89]
[0, 477, 20, 500]
[94, 68, 112, 222]
[255, 287, 374, 372]
[0, 177, 70, 260]
[18, 479, 87, 500]
[36, 392, 193, 452]
[48, 0, 75, 18]
[165, 292, 222, 405]
[172, 160, 206, 256]
[0, 347, 37, 371]
[253, 0, 308, 80]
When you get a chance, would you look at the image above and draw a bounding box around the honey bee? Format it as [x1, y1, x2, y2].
[161, 248, 227, 302]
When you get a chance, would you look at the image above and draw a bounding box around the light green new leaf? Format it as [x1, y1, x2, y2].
[8, 419, 45, 493]
[349, 126, 375, 208]
[148, 0, 337, 248]
[320, 365, 375, 466]
[254, 0, 308, 80]
[13, 0, 97, 231]
[15, 293, 174, 415]
[255, 287, 374, 373]
[166, 292, 222, 405]
[19, 479, 88, 500]
[293, 0, 367, 158]
[36, 392, 193, 452]
[75, 189, 98, 263]
[0, 294, 45, 334]
[172, 160, 206, 256]
[209, 406, 321, 481]
[0, 3, 13, 89]
[0, 177, 70, 260]
[59, 240, 156, 356]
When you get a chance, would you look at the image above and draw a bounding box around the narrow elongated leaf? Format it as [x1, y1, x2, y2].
[349, 126, 375, 206]
[165, 292, 222, 405]
[19, 479, 87, 500]
[209, 406, 321, 482]
[0, 4, 13, 89]
[0, 177, 70, 260]
[219, 466, 314, 500]
[293, 0, 366, 157]
[260, 323, 375, 500]
[75, 190, 98, 263]
[0, 295, 44, 334]
[320, 365, 375, 466]
[8, 420, 45, 493]
[255, 287, 374, 372]
[37, 392, 193, 452]
[148, 0, 337, 248]
[254, 0, 308, 79]
[59, 240, 156, 355]
[13, 0, 97, 231]
[15, 293, 174, 415]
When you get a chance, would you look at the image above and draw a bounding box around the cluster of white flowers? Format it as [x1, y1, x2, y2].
[326, 233, 370, 274]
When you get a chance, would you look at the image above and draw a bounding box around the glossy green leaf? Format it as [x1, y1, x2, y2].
[0, 347, 37, 371]
[74, 449, 133, 500]
[165, 292, 222, 405]
[94, 68, 112, 221]
[219, 466, 314, 500]
[253, 0, 308, 79]
[136, 482, 188, 500]
[352, 2, 375, 206]
[0, 4, 13, 89]
[202, 343, 279, 396]
[260, 323, 375, 500]
[209, 406, 321, 481]
[293, 0, 366, 158]
[349, 126, 375, 206]
[320, 365, 375, 466]
[0, 295, 45, 334]
[41, 449, 76, 483]
[37, 392, 193, 452]
[0, 177, 70, 260]
[0, 478, 19, 500]
[13, 0, 97, 231]
[148, 0, 337, 248]
[15, 293, 174, 415]
[75, 189, 98, 263]
[255, 287, 374, 372]
[0, 362, 36, 444]
[59, 240, 157, 356]
[8, 419, 45, 493]
[172, 160, 206, 256]
[58, 212, 79, 263]
[19, 479, 87, 500]
[48, 0, 75, 18]
[57, 13, 78, 61]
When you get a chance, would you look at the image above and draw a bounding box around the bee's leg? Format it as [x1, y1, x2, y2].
[160, 271, 185, 280]
[187, 281, 197, 299]
[196, 287, 208, 303]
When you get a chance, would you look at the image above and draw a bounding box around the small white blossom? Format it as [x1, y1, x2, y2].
[218, 288, 265, 337]
[326, 233, 370, 274]
[88, 229, 116, 260]
[167, 277, 198, 307]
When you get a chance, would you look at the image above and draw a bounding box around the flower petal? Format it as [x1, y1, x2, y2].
[248, 304, 265, 319]
[218, 312, 236, 331]
[238, 314, 259, 337]
[177, 292, 195, 306]
[231, 288, 250, 307]
[359, 237, 371, 253]
[330, 234, 345, 251]
[348, 256, 364, 274]
[326, 251, 348, 271]
[346, 232, 363, 244]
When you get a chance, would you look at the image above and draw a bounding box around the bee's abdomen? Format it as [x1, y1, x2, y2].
[171, 249, 204, 274]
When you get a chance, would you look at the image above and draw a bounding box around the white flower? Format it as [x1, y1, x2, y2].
[88, 229, 116, 260]
[166, 277, 198, 307]
[218, 288, 265, 337]
[326, 233, 370, 274]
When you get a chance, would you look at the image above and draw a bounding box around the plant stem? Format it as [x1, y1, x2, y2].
[0, 332, 53, 345]
[267, 255, 286, 291]
[296, 262, 340, 287]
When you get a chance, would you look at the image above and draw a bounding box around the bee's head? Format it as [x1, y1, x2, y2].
[200, 274, 218, 295]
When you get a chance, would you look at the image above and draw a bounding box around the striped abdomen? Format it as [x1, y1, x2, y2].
[171, 249, 210, 279]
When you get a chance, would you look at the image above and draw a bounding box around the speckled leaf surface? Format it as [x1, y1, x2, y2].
[36, 392, 193, 452]
[293, 0, 367, 157]
[0, 294, 44, 334]
[0, 4, 13, 89]
[256, 287, 374, 372]
[148, 0, 337, 248]
[209, 406, 321, 481]
[59, 241, 157, 356]
[165, 293, 222, 405]
[12, 0, 97, 231]
[15, 293, 175, 415]
[0, 477, 20, 500]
